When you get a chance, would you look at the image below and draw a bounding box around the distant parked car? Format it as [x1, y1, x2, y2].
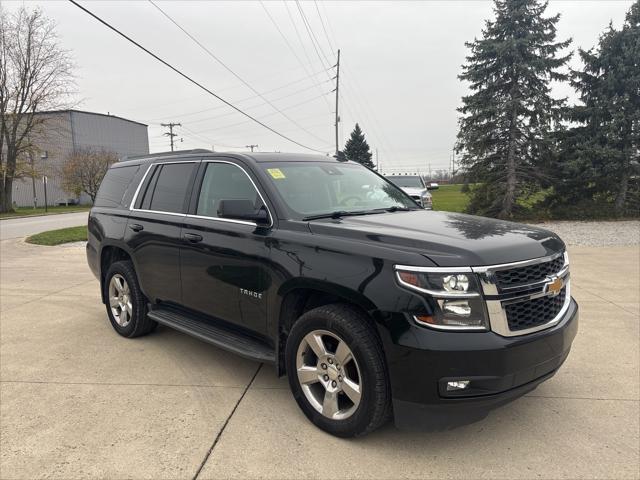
[384, 175, 433, 209]
[427, 182, 439, 190]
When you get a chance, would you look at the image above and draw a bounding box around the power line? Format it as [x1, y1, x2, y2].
[295, 1, 334, 70]
[148, 0, 330, 146]
[147, 68, 332, 122]
[69, 0, 329, 154]
[314, 1, 336, 54]
[189, 91, 332, 136]
[184, 81, 332, 127]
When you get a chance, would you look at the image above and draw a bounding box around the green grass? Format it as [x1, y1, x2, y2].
[26, 226, 88, 246]
[430, 184, 470, 213]
[0, 204, 90, 219]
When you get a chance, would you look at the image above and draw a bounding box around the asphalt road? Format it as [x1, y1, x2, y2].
[0, 238, 638, 479]
[0, 212, 88, 240]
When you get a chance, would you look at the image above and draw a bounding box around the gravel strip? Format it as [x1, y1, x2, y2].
[529, 220, 640, 247]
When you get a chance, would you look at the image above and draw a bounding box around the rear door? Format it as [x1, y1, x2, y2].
[125, 160, 199, 304]
[179, 159, 274, 334]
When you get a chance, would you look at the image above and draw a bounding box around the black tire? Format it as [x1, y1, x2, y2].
[103, 260, 156, 338]
[285, 303, 391, 437]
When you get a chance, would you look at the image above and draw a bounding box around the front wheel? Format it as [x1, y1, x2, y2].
[285, 304, 391, 437]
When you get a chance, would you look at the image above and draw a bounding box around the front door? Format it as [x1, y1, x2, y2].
[179, 160, 273, 334]
[125, 160, 198, 304]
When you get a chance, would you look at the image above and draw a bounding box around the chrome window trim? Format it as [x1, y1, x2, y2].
[131, 209, 187, 218]
[129, 162, 155, 211]
[184, 214, 255, 227]
[189, 160, 274, 229]
[129, 161, 198, 215]
[128, 159, 274, 228]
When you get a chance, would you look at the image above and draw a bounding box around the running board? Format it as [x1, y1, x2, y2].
[147, 307, 275, 363]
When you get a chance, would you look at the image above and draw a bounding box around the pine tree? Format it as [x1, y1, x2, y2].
[552, 1, 639, 217]
[456, 0, 571, 219]
[343, 123, 375, 169]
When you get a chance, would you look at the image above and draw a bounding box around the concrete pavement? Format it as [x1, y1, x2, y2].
[0, 212, 88, 240]
[0, 239, 638, 479]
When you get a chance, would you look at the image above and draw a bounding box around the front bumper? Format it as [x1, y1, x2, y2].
[377, 298, 579, 430]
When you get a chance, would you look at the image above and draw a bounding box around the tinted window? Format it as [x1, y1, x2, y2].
[137, 165, 160, 210]
[385, 176, 424, 188]
[94, 165, 140, 208]
[147, 163, 194, 213]
[262, 161, 415, 216]
[197, 163, 261, 217]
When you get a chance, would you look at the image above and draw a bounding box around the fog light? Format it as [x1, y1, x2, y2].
[447, 380, 470, 391]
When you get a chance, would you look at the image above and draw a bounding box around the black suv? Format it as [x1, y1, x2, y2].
[87, 150, 578, 437]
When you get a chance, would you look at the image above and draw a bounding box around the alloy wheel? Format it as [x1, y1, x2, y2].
[108, 274, 132, 327]
[296, 329, 362, 420]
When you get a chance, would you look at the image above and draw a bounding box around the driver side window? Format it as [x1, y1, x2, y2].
[196, 162, 261, 218]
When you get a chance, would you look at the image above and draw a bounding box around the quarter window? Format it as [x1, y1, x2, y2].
[138, 163, 194, 213]
[196, 163, 262, 218]
[94, 165, 140, 208]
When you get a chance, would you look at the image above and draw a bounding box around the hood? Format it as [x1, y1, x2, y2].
[307, 210, 564, 267]
[401, 187, 428, 197]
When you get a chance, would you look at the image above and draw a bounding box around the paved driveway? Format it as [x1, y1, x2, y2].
[0, 239, 638, 479]
[0, 212, 88, 240]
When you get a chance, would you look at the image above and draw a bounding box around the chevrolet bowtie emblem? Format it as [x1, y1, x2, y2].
[545, 276, 564, 296]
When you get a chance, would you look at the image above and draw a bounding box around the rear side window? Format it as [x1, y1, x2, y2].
[142, 163, 195, 213]
[94, 165, 140, 208]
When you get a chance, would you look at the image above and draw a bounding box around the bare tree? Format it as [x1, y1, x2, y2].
[0, 6, 75, 213]
[61, 148, 117, 203]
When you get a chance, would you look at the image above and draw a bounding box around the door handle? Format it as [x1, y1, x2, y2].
[129, 223, 144, 232]
[183, 232, 203, 243]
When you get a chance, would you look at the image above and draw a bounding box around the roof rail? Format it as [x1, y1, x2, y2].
[122, 149, 212, 161]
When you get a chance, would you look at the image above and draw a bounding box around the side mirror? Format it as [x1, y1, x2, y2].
[217, 199, 270, 226]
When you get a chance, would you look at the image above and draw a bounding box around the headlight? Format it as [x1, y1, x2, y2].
[395, 268, 488, 331]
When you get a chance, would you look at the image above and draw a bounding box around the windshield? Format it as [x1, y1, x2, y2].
[385, 176, 424, 189]
[261, 161, 417, 217]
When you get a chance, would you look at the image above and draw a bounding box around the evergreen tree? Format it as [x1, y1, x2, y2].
[456, 0, 571, 219]
[552, 2, 639, 217]
[343, 123, 375, 169]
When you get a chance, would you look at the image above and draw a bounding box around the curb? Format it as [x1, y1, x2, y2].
[0, 210, 90, 221]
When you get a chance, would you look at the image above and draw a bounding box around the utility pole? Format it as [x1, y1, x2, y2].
[245, 144, 258, 152]
[375, 148, 379, 170]
[161, 122, 181, 151]
[334, 49, 341, 156]
[29, 152, 37, 209]
[451, 146, 456, 174]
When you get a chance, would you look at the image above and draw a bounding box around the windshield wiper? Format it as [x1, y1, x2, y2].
[303, 210, 371, 221]
[302, 206, 415, 221]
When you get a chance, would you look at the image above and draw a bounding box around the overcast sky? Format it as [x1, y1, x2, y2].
[3, 0, 634, 173]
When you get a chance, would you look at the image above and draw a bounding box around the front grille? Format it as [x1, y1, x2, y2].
[495, 255, 565, 289]
[504, 288, 566, 331]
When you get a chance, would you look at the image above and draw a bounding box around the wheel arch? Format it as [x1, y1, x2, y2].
[275, 279, 379, 376]
[99, 244, 133, 304]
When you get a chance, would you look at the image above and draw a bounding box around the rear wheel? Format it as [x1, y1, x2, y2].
[285, 304, 391, 437]
[104, 261, 156, 338]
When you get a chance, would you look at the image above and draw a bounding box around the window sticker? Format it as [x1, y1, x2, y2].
[267, 168, 286, 179]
